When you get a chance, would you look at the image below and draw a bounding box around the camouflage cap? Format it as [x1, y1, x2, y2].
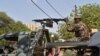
[74, 16, 81, 19]
[74, 16, 82, 20]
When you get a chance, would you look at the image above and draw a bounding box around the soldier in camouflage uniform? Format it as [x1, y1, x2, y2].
[67, 16, 90, 41]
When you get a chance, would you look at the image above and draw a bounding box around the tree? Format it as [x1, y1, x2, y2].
[10, 21, 30, 32]
[80, 4, 100, 29]
[0, 12, 14, 24]
[58, 21, 74, 40]
[0, 11, 30, 34]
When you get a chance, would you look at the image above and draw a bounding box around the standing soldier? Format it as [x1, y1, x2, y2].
[67, 16, 90, 41]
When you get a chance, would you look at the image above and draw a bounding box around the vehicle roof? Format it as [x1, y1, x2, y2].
[88, 32, 100, 47]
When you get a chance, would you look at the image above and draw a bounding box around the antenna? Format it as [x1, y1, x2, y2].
[75, 5, 78, 16]
[46, 0, 64, 18]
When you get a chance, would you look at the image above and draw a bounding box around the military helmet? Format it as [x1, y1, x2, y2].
[74, 16, 82, 20]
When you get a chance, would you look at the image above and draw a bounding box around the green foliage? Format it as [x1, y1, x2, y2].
[49, 32, 59, 42]
[10, 21, 30, 32]
[0, 11, 30, 34]
[58, 22, 74, 39]
[80, 4, 100, 29]
[0, 12, 14, 24]
[0, 39, 7, 46]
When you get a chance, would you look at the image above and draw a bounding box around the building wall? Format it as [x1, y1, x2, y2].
[25, 24, 39, 31]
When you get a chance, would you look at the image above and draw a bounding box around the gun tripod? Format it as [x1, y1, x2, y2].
[32, 22, 50, 56]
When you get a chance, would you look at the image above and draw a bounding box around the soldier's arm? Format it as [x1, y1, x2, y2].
[68, 25, 83, 32]
[67, 27, 75, 32]
[79, 25, 84, 30]
[67, 23, 76, 32]
[78, 23, 86, 31]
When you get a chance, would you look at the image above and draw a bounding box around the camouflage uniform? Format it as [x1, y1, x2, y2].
[67, 16, 90, 41]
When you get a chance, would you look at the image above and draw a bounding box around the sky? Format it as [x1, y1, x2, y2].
[0, 0, 100, 32]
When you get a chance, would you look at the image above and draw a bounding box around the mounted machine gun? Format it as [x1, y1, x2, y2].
[32, 18, 68, 56]
[32, 18, 68, 28]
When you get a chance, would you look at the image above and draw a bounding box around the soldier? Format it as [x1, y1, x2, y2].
[67, 16, 90, 41]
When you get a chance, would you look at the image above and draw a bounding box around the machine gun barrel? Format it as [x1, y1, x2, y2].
[32, 18, 68, 24]
[32, 19, 44, 22]
[32, 18, 68, 27]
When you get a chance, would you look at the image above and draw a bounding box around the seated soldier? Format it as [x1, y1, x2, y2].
[67, 16, 90, 41]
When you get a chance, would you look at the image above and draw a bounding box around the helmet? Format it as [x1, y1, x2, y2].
[74, 16, 82, 20]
